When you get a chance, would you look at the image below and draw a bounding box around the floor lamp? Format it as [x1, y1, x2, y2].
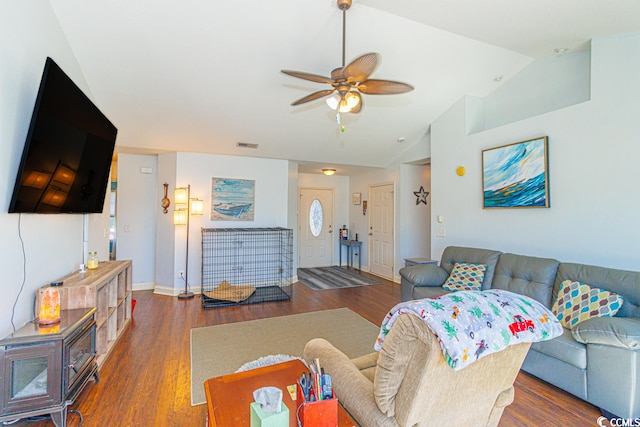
[173, 184, 203, 299]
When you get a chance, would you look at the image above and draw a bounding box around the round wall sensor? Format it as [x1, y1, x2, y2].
[456, 166, 466, 176]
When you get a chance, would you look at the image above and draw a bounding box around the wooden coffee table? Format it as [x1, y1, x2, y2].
[204, 359, 356, 426]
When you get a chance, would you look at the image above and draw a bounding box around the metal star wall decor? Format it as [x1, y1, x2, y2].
[414, 186, 429, 205]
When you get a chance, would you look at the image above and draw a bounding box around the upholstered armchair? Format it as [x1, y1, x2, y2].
[304, 313, 531, 427]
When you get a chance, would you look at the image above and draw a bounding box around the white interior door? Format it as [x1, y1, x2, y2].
[298, 188, 334, 268]
[368, 184, 394, 279]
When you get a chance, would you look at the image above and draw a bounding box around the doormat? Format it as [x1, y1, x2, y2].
[297, 266, 382, 290]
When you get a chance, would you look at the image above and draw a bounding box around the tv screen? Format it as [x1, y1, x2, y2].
[9, 57, 117, 214]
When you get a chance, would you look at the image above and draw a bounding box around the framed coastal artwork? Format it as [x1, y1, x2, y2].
[211, 178, 255, 221]
[482, 136, 549, 209]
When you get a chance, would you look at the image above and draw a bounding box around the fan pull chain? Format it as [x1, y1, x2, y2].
[335, 112, 345, 133]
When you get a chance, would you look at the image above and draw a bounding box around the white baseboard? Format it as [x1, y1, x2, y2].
[133, 282, 155, 291]
[152, 285, 181, 296]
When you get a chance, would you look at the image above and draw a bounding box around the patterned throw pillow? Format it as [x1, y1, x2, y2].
[442, 262, 487, 292]
[552, 280, 624, 328]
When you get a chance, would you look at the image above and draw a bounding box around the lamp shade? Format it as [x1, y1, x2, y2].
[23, 171, 51, 189]
[41, 187, 67, 207]
[322, 169, 336, 176]
[173, 209, 187, 225]
[341, 92, 360, 112]
[174, 187, 188, 205]
[190, 199, 204, 215]
[326, 94, 340, 110]
[52, 165, 75, 185]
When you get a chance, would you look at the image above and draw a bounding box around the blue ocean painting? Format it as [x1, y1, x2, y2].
[482, 137, 549, 208]
[211, 178, 255, 220]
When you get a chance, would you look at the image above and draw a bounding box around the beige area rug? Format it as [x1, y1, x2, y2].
[190, 308, 380, 406]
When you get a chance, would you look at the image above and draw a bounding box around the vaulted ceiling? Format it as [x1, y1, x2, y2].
[49, 0, 640, 174]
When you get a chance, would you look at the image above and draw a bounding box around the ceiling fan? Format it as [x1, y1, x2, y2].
[281, 0, 414, 115]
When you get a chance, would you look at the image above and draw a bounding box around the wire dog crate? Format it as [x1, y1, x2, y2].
[201, 227, 293, 308]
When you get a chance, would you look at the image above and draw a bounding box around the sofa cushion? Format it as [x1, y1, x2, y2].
[552, 280, 624, 328]
[399, 264, 450, 287]
[555, 263, 640, 319]
[571, 317, 640, 350]
[530, 327, 587, 369]
[492, 253, 559, 307]
[412, 285, 451, 300]
[439, 246, 502, 290]
[442, 262, 486, 291]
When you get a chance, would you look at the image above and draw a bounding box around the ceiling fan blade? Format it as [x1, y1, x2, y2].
[281, 70, 334, 85]
[342, 53, 381, 83]
[290, 89, 336, 106]
[356, 79, 414, 94]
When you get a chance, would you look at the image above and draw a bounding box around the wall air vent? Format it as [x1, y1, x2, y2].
[236, 142, 258, 149]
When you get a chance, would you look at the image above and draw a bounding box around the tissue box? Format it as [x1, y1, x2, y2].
[250, 402, 289, 427]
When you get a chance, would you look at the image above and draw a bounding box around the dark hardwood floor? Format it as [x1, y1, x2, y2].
[19, 275, 602, 426]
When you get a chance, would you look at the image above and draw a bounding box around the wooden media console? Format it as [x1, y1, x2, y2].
[35, 260, 133, 369]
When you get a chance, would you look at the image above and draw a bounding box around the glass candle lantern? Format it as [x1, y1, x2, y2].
[87, 252, 99, 270]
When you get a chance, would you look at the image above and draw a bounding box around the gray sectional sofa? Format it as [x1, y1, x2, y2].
[399, 246, 640, 419]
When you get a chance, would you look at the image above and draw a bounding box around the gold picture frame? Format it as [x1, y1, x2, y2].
[482, 136, 549, 209]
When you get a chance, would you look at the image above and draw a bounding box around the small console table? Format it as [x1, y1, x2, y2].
[339, 240, 363, 271]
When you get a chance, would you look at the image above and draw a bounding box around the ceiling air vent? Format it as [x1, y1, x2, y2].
[236, 142, 258, 149]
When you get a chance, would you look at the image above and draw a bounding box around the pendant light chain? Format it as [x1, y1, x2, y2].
[340, 6, 347, 132]
[342, 9, 346, 68]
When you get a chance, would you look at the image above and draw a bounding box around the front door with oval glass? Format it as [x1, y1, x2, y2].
[299, 188, 334, 268]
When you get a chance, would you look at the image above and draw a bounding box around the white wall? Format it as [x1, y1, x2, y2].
[152, 152, 292, 295]
[0, 3, 111, 337]
[298, 173, 350, 266]
[347, 134, 432, 280]
[117, 154, 158, 288]
[430, 32, 640, 271]
[468, 50, 591, 134]
[87, 186, 112, 264]
[287, 162, 299, 271]
[399, 164, 431, 262]
[155, 152, 177, 292]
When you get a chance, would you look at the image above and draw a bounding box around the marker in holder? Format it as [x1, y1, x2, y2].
[296, 377, 337, 427]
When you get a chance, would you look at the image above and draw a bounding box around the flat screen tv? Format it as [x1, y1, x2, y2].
[9, 57, 117, 214]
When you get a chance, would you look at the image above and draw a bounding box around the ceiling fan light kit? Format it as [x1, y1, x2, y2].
[326, 92, 361, 113]
[281, 0, 413, 126]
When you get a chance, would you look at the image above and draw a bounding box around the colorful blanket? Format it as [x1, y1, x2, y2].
[375, 289, 563, 370]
